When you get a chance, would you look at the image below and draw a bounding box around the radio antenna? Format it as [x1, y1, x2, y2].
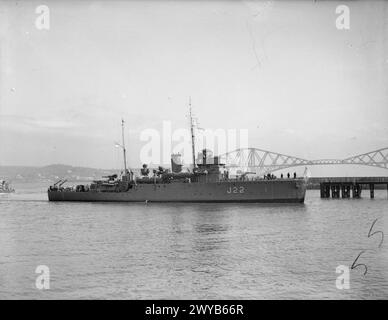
[121, 119, 127, 172]
[189, 97, 196, 168]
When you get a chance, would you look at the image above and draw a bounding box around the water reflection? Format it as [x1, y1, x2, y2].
[2, 189, 388, 299]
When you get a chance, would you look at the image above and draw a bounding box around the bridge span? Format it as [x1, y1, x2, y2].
[219, 147, 388, 175]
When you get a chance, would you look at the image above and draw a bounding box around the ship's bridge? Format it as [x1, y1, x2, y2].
[195, 149, 229, 183]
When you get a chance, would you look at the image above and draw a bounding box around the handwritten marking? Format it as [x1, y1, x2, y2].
[351, 250, 368, 276]
[367, 218, 384, 248]
[350, 218, 384, 277]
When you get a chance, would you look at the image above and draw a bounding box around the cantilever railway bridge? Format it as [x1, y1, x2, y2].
[219, 147, 388, 175]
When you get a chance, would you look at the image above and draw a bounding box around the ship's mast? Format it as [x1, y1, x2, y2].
[189, 98, 196, 168]
[121, 119, 127, 172]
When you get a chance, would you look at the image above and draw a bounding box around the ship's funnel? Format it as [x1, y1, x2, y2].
[171, 153, 183, 173]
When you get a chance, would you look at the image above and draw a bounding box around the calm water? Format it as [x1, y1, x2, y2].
[1, 182, 388, 299]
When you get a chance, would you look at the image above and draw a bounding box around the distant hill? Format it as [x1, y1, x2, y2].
[0, 164, 119, 183]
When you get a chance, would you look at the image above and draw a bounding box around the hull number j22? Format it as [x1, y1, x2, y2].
[226, 186, 245, 194]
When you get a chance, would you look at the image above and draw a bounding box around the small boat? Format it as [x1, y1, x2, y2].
[0, 180, 15, 193]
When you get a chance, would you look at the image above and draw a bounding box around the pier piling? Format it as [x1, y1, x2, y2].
[341, 185, 351, 198]
[320, 184, 325, 198]
[370, 183, 374, 199]
[319, 177, 388, 199]
[331, 184, 340, 198]
[352, 184, 361, 198]
[320, 184, 330, 198]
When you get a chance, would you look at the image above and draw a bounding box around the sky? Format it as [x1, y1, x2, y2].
[0, 0, 387, 176]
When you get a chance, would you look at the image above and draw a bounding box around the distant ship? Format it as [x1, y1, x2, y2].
[48, 109, 307, 203]
[0, 180, 15, 193]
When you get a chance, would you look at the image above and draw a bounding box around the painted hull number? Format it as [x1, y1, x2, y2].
[227, 186, 245, 194]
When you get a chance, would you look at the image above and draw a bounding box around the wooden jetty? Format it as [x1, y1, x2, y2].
[319, 177, 388, 199]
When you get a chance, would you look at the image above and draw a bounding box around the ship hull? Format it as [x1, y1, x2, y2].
[48, 179, 307, 203]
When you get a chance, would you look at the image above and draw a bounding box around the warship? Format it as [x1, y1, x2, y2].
[48, 110, 307, 203]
